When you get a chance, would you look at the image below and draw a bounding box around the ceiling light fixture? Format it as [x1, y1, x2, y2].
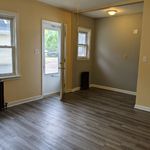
[107, 10, 117, 16]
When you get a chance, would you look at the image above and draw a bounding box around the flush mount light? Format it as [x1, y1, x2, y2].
[107, 10, 117, 16]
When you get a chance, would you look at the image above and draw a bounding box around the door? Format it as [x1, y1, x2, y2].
[42, 20, 66, 99]
[60, 24, 66, 100]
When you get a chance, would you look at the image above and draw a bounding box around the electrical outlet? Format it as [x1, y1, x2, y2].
[123, 54, 128, 60]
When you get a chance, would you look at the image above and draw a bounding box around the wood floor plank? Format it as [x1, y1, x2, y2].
[0, 88, 150, 150]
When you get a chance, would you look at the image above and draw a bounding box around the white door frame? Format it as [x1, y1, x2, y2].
[41, 20, 66, 98]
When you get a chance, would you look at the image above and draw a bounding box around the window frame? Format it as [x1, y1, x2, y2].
[0, 11, 20, 80]
[77, 27, 91, 60]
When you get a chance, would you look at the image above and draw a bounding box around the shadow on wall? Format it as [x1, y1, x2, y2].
[92, 13, 143, 92]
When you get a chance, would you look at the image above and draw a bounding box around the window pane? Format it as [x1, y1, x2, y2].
[45, 52, 59, 74]
[44, 29, 59, 74]
[0, 18, 11, 46]
[0, 48, 13, 74]
[78, 32, 87, 44]
[78, 46, 87, 57]
[45, 29, 59, 51]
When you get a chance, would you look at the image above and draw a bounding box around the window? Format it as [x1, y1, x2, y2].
[0, 12, 19, 79]
[77, 27, 91, 59]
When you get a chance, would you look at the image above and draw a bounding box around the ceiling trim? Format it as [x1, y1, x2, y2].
[78, 0, 144, 13]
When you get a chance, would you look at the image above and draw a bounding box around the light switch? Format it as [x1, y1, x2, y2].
[133, 29, 138, 35]
[143, 56, 148, 63]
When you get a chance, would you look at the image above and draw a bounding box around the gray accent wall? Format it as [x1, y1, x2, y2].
[92, 13, 143, 92]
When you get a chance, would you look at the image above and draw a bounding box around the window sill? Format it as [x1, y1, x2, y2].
[0, 75, 21, 81]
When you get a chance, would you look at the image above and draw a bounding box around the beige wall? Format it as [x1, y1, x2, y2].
[1, 0, 149, 108]
[136, 0, 150, 107]
[0, 0, 95, 103]
[0, 0, 71, 102]
[71, 14, 95, 88]
[93, 14, 142, 92]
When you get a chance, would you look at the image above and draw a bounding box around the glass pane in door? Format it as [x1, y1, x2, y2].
[44, 29, 59, 74]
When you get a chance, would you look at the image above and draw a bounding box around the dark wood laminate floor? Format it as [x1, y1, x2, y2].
[0, 88, 150, 150]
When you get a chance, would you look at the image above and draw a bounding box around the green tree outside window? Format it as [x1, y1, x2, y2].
[45, 29, 59, 52]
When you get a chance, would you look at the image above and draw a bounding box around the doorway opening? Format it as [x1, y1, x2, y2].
[42, 20, 66, 99]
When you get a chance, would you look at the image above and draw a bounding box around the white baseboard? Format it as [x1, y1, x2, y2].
[90, 84, 136, 96]
[8, 95, 43, 108]
[134, 105, 150, 112]
[65, 89, 72, 93]
[8, 88, 81, 108]
[65, 87, 80, 93]
[72, 87, 80, 92]
[65, 84, 136, 96]
[6, 85, 139, 109]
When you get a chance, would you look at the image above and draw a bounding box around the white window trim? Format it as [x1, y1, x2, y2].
[0, 10, 20, 80]
[77, 27, 91, 60]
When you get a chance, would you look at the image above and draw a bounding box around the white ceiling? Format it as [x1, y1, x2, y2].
[83, 2, 143, 18]
[38, 0, 123, 11]
[38, 0, 143, 19]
